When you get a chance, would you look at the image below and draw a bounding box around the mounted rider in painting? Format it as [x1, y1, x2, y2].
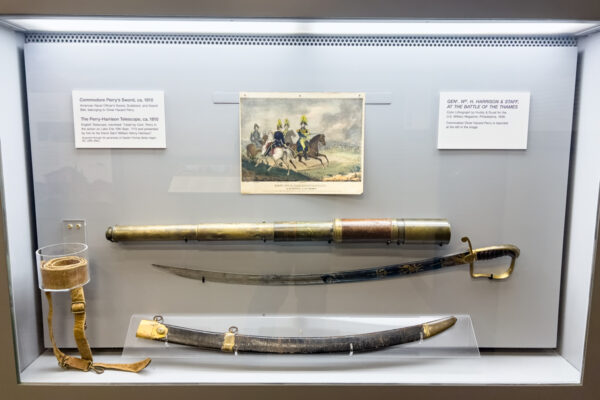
[265, 119, 286, 156]
[283, 118, 297, 146]
[250, 123, 262, 148]
[296, 115, 310, 158]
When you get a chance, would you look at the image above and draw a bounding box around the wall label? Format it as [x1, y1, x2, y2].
[72, 90, 166, 148]
[437, 92, 530, 149]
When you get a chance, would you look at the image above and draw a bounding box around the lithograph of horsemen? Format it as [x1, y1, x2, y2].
[240, 92, 365, 194]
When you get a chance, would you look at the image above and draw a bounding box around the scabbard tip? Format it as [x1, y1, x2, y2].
[422, 316, 457, 339]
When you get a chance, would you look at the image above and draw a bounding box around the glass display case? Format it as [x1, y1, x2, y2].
[0, 3, 599, 396]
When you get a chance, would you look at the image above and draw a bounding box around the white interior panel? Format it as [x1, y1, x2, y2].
[559, 31, 600, 370]
[0, 26, 42, 371]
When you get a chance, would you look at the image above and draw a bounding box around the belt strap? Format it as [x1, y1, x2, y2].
[45, 287, 151, 373]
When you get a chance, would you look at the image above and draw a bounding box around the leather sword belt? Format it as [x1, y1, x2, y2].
[42, 256, 151, 373]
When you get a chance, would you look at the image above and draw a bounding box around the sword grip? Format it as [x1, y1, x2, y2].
[475, 247, 520, 261]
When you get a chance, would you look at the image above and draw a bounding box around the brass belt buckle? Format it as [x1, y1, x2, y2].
[70, 301, 86, 314]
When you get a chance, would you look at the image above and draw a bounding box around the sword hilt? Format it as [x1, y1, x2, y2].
[460, 237, 520, 280]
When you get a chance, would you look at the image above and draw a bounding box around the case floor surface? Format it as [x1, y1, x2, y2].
[20, 350, 580, 385]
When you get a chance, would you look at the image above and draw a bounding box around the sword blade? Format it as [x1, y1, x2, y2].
[152, 263, 325, 285]
[152, 251, 468, 286]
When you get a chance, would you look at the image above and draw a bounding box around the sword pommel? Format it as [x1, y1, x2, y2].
[136, 319, 168, 340]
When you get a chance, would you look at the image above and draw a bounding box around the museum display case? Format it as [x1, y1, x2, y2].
[0, 4, 599, 395]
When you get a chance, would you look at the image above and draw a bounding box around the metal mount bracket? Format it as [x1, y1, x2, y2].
[62, 219, 87, 243]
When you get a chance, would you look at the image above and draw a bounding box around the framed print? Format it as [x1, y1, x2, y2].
[240, 92, 365, 194]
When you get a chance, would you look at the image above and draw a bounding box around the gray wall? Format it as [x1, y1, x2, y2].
[0, 26, 42, 371]
[23, 34, 576, 348]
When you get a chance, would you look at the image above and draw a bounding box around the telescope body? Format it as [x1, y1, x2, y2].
[106, 218, 451, 245]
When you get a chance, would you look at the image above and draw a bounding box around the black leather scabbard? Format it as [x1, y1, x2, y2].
[136, 316, 457, 354]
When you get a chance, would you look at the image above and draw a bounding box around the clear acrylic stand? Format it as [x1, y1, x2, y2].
[122, 314, 479, 366]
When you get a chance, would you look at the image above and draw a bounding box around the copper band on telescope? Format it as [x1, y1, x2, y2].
[335, 219, 395, 242]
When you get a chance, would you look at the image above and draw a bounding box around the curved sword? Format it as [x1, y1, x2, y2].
[152, 237, 520, 285]
[136, 316, 458, 354]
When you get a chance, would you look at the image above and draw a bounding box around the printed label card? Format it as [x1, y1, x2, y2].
[437, 92, 530, 149]
[72, 90, 166, 148]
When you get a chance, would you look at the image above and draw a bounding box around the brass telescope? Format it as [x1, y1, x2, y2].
[105, 218, 451, 245]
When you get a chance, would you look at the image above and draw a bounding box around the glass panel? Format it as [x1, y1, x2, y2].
[123, 314, 479, 360]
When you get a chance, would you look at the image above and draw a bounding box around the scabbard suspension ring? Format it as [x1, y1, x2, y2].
[221, 326, 238, 352]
